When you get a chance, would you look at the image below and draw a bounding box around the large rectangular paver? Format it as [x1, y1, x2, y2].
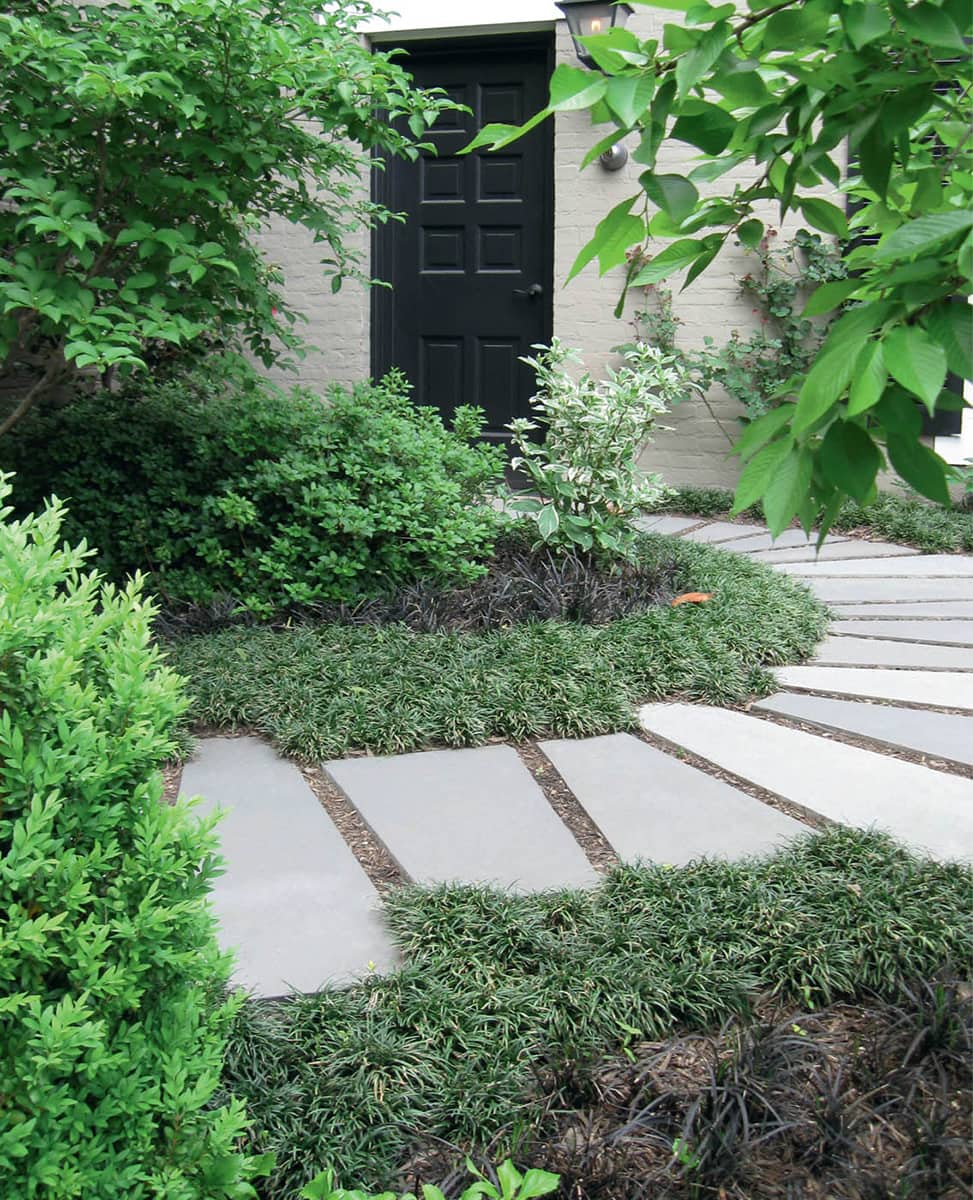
[831, 601, 973, 618]
[638, 703, 973, 861]
[755, 692, 973, 768]
[326, 745, 598, 892]
[181, 737, 397, 997]
[751, 540, 914, 563]
[809, 578, 973, 603]
[830, 619, 973, 645]
[541, 733, 803, 864]
[719, 528, 848, 553]
[681, 520, 768, 544]
[781, 554, 973, 577]
[773, 665, 973, 711]
[812, 635, 973, 670]
[636, 514, 704, 536]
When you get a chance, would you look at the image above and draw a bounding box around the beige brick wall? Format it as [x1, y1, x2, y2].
[260, 11, 839, 488]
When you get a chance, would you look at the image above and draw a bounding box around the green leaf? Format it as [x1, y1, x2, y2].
[570, 195, 644, 280]
[763, 447, 813, 535]
[537, 504, 560, 538]
[959, 232, 973, 283]
[843, 3, 891, 48]
[631, 239, 706, 285]
[799, 198, 848, 239]
[923, 301, 973, 382]
[897, 2, 966, 50]
[886, 434, 951, 505]
[733, 404, 795, 460]
[518, 1169, 562, 1199]
[548, 64, 608, 112]
[737, 219, 764, 249]
[605, 74, 656, 128]
[857, 124, 891, 199]
[670, 102, 736, 155]
[676, 23, 729, 96]
[819, 421, 883, 502]
[874, 211, 973, 262]
[732, 437, 792, 512]
[761, 2, 830, 50]
[882, 325, 947, 413]
[639, 172, 699, 222]
[680, 235, 722, 289]
[846, 341, 888, 416]
[793, 347, 859, 433]
[802, 279, 861, 317]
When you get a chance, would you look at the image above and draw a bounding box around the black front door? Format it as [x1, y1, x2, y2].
[373, 36, 554, 442]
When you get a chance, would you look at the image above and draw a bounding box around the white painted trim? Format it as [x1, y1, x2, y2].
[361, 1, 561, 36]
[367, 21, 557, 42]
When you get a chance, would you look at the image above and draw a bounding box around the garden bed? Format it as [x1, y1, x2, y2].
[164, 530, 828, 760]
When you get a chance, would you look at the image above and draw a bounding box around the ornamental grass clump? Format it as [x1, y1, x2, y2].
[0, 476, 258, 1199]
[508, 339, 694, 559]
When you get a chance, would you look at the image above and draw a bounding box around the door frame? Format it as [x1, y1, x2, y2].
[370, 32, 556, 390]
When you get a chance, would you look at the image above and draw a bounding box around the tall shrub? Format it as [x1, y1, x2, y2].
[0, 476, 258, 1198]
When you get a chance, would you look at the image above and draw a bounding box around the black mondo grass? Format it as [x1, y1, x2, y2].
[165, 530, 827, 760]
[219, 829, 973, 1200]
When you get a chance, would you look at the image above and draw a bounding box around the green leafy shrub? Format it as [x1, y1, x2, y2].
[508, 340, 692, 558]
[0, 476, 259, 1198]
[2, 357, 505, 615]
[301, 1160, 558, 1200]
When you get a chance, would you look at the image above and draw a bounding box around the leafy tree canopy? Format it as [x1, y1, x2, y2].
[467, 0, 973, 533]
[0, 0, 451, 434]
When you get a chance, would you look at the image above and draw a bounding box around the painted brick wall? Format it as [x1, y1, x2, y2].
[259, 11, 840, 487]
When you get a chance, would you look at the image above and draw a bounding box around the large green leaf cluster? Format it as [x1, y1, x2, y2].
[0, 0, 452, 429]
[468, 0, 972, 532]
[0, 477, 260, 1198]
[2, 358, 505, 615]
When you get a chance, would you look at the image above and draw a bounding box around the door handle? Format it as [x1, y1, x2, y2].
[513, 283, 544, 299]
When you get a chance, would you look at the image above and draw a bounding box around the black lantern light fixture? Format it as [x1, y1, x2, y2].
[555, 1, 634, 71]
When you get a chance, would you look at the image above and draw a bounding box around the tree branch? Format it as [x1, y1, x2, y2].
[0, 346, 67, 439]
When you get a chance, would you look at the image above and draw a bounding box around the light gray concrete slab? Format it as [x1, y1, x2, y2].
[541, 733, 803, 864]
[717, 528, 842, 553]
[812, 636, 973, 670]
[326, 745, 598, 892]
[831, 601, 973, 618]
[181, 737, 397, 998]
[781, 554, 973, 577]
[636, 514, 703, 535]
[681, 520, 768, 544]
[638, 703, 973, 862]
[830, 620, 973, 645]
[809, 578, 973, 603]
[773, 665, 973, 711]
[754, 692, 973, 768]
[751, 540, 915, 564]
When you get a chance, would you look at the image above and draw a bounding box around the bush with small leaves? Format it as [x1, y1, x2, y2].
[508, 339, 693, 560]
[2, 356, 506, 616]
[0, 475, 261, 1199]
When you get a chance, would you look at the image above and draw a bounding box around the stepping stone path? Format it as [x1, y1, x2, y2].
[175, 515, 973, 995]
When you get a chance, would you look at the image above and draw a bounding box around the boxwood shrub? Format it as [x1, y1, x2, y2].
[2, 357, 505, 616]
[0, 478, 258, 1198]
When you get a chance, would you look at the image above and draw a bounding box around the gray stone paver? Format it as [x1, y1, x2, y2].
[715, 528, 846, 553]
[680, 520, 768, 544]
[541, 733, 803, 864]
[638, 703, 973, 862]
[812, 635, 973, 670]
[181, 737, 397, 997]
[637, 514, 705, 535]
[780, 554, 973, 577]
[808, 577, 973, 603]
[831, 600, 973, 618]
[754, 692, 973, 768]
[830, 619, 973, 645]
[773, 665, 973, 710]
[326, 745, 598, 892]
[751, 539, 915, 563]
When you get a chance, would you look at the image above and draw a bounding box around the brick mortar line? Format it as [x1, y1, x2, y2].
[633, 727, 830, 834]
[301, 764, 406, 894]
[515, 742, 619, 874]
[773, 685, 972, 716]
[746, 707, 973, 781]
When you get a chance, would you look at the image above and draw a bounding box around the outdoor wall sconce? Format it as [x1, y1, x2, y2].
[555, 1, 634, 171]
[555, 1, 634, 71]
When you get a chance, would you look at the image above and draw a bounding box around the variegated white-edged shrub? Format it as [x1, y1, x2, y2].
[0, 475, 261, 1198]
[508, 339, 695, 560]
